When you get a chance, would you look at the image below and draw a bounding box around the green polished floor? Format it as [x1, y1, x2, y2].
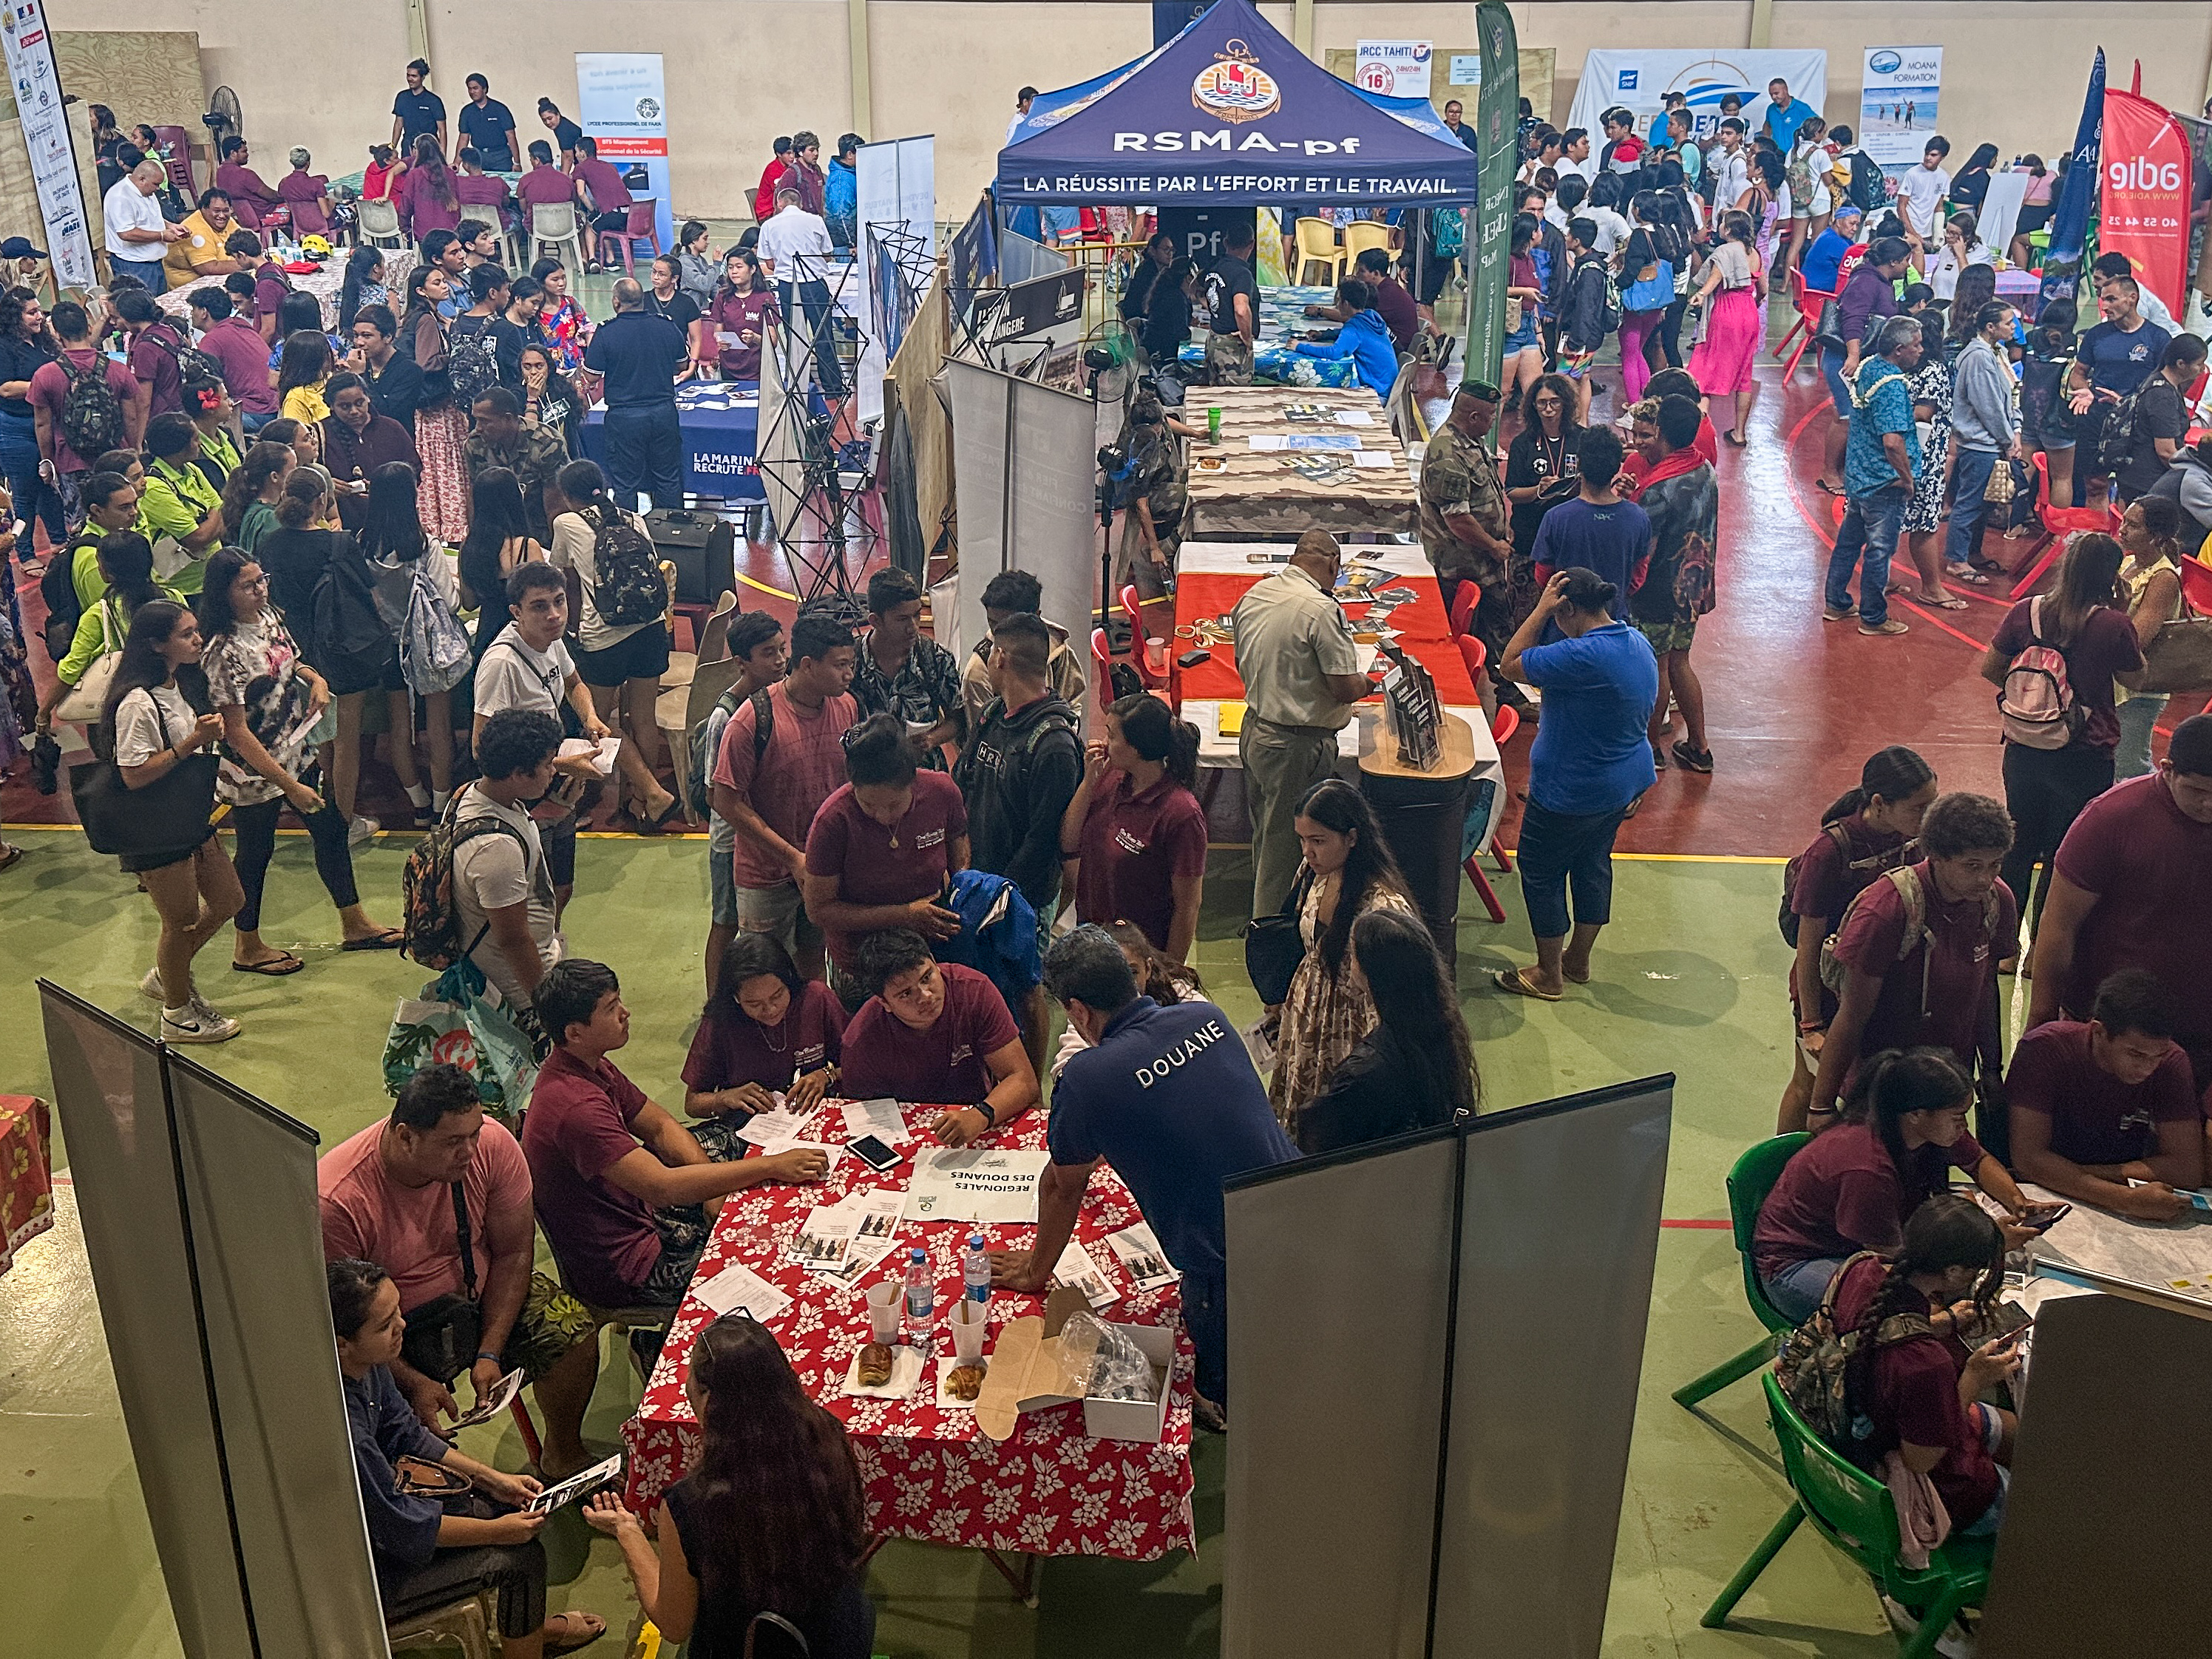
[0, 830, 1902, 1657]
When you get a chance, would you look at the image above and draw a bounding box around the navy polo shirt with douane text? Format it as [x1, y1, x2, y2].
[1047, 996, 1296, 1280]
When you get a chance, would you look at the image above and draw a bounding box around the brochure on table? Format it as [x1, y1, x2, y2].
[902, 1147, 1051, 1224]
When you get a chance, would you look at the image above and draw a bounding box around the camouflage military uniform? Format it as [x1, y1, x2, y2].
[1418, 418, 1513, 662]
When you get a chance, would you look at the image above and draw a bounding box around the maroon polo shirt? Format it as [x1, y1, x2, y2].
[518, 1046, 662, 1306]
[516, 166, 577, 211]
[197, 315, 278, 414]
[129, 320, 186, 417]
[1789, 812, 1914, 1022]
[1074, 768, 1209, 952]
[680, 978, 848, 1098]
[837, 962, 1019, 1105]
[804, 772, 968, 972]
[2052, 773, 2212, 1066]
[1368, 276, 1419, 353]
[455, 174, 512, 210]
[573, 157, 632, 214]
[2004, 1020, 2200, 1167]
[1831, 861, 2015, 1082]
[1989, 600, 2141, 750]
[1752, 1118, 1984, 1281]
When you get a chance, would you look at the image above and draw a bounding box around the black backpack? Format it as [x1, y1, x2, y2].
[1845, 151, 1887, 214]
[39, 540, 88, 661]
[143, 321, 224, 390]
[1777, 822, 1916, 946]
[2096, 379, 2152, 478]
[686, 685, 776, 816]
[444, 317, 501, 404]
[310, 553, 401, 695]
[57, 352, 123, 461]
[584, 504, 666, 627]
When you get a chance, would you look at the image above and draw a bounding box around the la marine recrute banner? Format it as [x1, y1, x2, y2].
[2100, 87, 2194, 328]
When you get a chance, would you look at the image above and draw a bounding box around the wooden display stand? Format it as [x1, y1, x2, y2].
[1361, 708, 1476, 783]
[1360, 711, 1478, 970]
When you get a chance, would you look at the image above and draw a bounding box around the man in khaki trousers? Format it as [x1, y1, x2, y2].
[1230, 530, 1372, 918]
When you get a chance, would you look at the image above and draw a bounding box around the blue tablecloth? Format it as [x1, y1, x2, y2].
[581, 381, 764, 502]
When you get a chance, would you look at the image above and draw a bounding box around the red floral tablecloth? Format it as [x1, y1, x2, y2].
[622, 1106, 1198, 1562]
[0, 1096, 55, 1277]
[1170, 569, 1480, 708]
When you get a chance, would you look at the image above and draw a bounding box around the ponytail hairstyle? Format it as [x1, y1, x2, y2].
[94, 530, 164, 618]
[843, 710, 920, 790]
[220, 439, 294, 540]
[1848, 1192, 2005, 1397]
[2130, 495, 2185, 569]
[338, 245, 384, 333]
[274, 467, 329, 529]
[99, 598, 206, 745]
[2048, 531, 2126, 650]
[1107, 691, 1198, 791]
[1294, 776, 1412, 974]
[554, 457, 614, 520]
[1103, 920, 1204, 1005]
[1820, 744, 1935, 826]
[1841, 1045, 1972, 1190]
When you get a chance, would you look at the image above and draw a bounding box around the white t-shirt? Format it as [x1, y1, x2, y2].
[449, 783, 562, 1008]
[103, 177, 168, 262]
[755, 206, 833, 280]
[1587, 206, 1631, 257]
[1561, 155, 1597, 183]
[2133, 284, 2178, 334]
[1710, 150, 1752, 213]
[548, 506, 658, 653]
[474, 622, 574, 719]
[112, 684, 197, 767]
[1897, 165, 1950, 237]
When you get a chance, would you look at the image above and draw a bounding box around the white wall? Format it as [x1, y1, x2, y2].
[45, 1, 2212, 223]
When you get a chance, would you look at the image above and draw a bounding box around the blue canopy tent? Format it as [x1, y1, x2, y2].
[996, 0, 1479, 208]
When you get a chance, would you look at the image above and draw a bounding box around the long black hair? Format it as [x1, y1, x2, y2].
[1351, 907, 1478, 1116]
[195, 547, 259, 642]
[338, 245, 384, 333]
[1842, 1046, 1971, 1185]
[1107, 692, 1198, 791]
[1820, 745, 1934, 826]
[99, 598, 206, 744]
[274, 329, 333, 407]
[219, 438, 293, 540]
[458, 467, 529, 603]
[94, 530, 165, 619]
[358, 460, 429, 563]
[1295, 776, 1411, 974]
[705, 933, 805, 1029]
[682, 1314, 868, 1619]
[409, 132, 456, 212]
[2047, 531, 2126, 651]
[1848, 1192, 2005, 1398]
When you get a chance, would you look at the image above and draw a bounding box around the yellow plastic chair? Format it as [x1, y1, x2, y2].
[1292, 217, 1343, 287]
[1343, 220, 1393, 266]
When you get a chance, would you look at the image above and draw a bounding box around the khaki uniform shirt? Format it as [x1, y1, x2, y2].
[1229, 563, 1363, 731]
[1419, 419, 1508, 584]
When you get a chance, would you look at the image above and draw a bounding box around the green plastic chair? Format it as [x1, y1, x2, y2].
[1703, 1373, 1994, 1656]
[1672, 1132, 1811, 1408]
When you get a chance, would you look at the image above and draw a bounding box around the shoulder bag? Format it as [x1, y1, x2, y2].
[68, 691, 220, 858]
[2137, 570, 2212, 693]
[398, 1181, 485, 1385]
[1242, 864, 1314, 1008]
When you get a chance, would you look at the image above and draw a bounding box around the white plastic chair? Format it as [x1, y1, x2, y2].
[357, 198, 404, 251]
[530, 202, 587, 282]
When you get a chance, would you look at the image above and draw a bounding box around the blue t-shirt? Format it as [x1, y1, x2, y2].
[1047, 997, 1296, 1280]
[2077, 317, 2171, 396]
[1530, 497, 1651, 596]
[1765, 97, 1819, 151]
[1801, 228, 1850, 295]
[1520, 622, 1660, 816]
[1843, 355, 1921, 498]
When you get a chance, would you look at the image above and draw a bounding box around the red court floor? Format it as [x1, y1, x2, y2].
[5, 359, 2194, 857]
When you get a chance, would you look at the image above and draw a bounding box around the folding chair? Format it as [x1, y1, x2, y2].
[659, 654, 745, 827]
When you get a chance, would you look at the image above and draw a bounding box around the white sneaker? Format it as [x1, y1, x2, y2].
[347, 815, 381, 847]
[160, 1003, 240, 1044]
[1881, 1596, 1976, 1658]
[138, 966, 166, 1002]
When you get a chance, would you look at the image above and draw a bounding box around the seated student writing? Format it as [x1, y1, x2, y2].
[521, 959, 827, 1321]
[1754, 1047, 2041, 1323]
[682, 934, 850, 1162]
[835, 929, 1039, 1147]
[2006, 969, 2207, 1221]
[329, 1257, 605, 1658]
[1829, 1194, 2024, 1538]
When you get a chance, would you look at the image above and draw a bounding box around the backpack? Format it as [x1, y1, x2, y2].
[1818, 865, 2003, 1014]
[399, 798, 532, 969]
[687, 685, 774, 818]
[444, 324, 501, 405]
[39, 542, 86, 661]
[400, 564, 473, 696]
[2094, 379, 2151, 478]
[1777, 821, 1916, 947]
[1774, 1251, 1935, 1450]
[1575, 257, 1621, 340]
[143, 322, 224, 391]
[1996, 596, 2084, 750]
[1844, 150, 1887, 214]
[583, 503, 666, 627]
[1431, 206, 1465, 260]
[310, 553, 401, 696]
[56, 351, 124, 461]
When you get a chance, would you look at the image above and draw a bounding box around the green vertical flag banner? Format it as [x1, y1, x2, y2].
[1466, 1, 1520, 401]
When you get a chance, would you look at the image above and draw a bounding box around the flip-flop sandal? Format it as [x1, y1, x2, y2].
[340, 929, 405, 951]
[231, 952, 304, 977]
[1562, 965, 1592, 985]
[543, 1610, 608, 1654]
[1814, 478, 1845, 495]
[1493, 967, 1564, 1002]
[1921, 594, 1970, 610]
[0, 843, 23, 873]
[1944, 566, 1993, 586]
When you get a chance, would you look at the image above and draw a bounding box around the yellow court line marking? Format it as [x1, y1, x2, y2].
[738, 571, 799, 602]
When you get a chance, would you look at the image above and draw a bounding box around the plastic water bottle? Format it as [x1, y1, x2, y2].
[901, 1247, 934, 1346]
[962, 1232, 992, 1310]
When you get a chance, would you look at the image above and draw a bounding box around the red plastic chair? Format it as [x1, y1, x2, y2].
[601, 199, 663, 277]
[1462, 703, 1521, 920]
[1485, 705, 1518, 873]
[1774, 268, 1834, 379]
[1090, 626, 1113, 708]
[1448, 579, 1481, 639]
[2182, 557, 2212, 617]
[1120, 583, 1170, 688]
[2009, 451, 2123, 598]
[1456, 630, 1487, 688]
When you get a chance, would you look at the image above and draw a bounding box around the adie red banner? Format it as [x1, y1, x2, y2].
[2100, 88, 2192, 323]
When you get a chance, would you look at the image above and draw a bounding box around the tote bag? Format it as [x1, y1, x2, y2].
[69, 692, 218, 858]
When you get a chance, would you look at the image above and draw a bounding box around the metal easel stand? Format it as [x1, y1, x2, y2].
[755, 252, 872, 603]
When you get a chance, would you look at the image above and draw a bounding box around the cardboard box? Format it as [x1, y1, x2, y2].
[972, 1289, 1174, 1445]
[1080, 1319, 1174, 1445]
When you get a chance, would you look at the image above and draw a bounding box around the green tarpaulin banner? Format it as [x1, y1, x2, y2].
[1466, 1, 1519, 410]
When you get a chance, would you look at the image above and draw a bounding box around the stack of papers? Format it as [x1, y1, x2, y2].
[789, 1204, 861, 1270]
[1053, 1241, 1119, 1310]
[841, 1098, 908, 1142]
[555, 736, 623, 777]
[694, 1261, 792, 1322]
[809, 1190, 908, 1289]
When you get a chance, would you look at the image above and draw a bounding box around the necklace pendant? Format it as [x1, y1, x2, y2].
[889, 832, 899, 849]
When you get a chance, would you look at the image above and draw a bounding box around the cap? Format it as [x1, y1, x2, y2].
[1458, 379, 1502, 402]
[1, 237, 47, 259]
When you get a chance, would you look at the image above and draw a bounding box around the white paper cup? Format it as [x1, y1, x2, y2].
[948, 1297, 988, 1360]
[865, 1283, 900, 1345]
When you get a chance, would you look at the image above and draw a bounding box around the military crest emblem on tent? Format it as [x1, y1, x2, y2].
[1191, 40, 1280, 123]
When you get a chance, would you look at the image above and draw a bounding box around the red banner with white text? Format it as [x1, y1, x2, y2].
[2100, 89, 2192, 322]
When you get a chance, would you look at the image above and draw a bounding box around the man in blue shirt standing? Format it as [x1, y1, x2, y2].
[991, 926, 1296, 1429]
[1825, 315, 1925, 636]
[1761, 78, 1819, 152]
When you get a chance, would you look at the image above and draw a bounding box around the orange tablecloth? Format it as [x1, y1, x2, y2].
[0, 1096, 55, 1278]
[1170, 569, 1479, 708]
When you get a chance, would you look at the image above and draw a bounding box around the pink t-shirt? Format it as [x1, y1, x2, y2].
[680, 977, 848, 1095]
[838, 961, 1020, 1105]
[317, 1117, 532, 1311]
[805, 771, 969, 971]
[519, 1046, 661, 1307]
[27, 348, 138, 474]
[710, 682, 861, 890]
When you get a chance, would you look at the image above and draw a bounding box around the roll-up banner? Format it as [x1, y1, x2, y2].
[1567, 50, 1825, 146]
[855, 135, 936, 428]
[1465, 3, 1519, 408]
[574, 54, 674, 257]
[0, 0, 94, 287]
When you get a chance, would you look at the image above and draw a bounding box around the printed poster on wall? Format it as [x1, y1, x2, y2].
[1567, 50, 1824, 146]
[1448, 55, 1482, 89]
[0, 0, 93, 288]
[1859, 47, 1942, 174]
[2100, 88, 2194, 328]
[1354, 41, 1433, 100]
[574, 54, 673, 257]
